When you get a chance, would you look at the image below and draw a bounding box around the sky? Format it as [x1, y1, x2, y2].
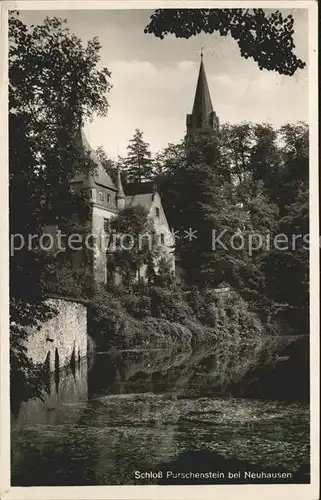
[20, 8, 309, 158]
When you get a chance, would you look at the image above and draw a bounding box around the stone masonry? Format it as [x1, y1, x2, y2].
[25, 298, 87, 372]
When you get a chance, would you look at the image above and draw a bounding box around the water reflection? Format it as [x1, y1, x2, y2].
[11, 336, 309, 486]
[14, 358, 88, 427]
[89, 335, 309, 400]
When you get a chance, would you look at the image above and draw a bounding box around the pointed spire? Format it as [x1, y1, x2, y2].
[192, 55, 213, 129]
[186, 55, 219, 135]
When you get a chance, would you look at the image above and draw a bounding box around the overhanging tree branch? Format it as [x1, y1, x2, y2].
[144, 8, 305, 76]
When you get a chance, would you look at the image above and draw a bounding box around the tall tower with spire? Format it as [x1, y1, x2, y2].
[186, 54, 219, 136]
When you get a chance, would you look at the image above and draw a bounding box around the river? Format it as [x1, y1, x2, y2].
[11, 339, 310, 485]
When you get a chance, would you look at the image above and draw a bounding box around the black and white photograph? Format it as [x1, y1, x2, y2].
[0, 2, 319, 498]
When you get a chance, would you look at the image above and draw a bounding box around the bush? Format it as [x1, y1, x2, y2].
[149, 286, 193, 323]
[122, 294, 151, 319]
[185, 286, 264, 337]
[87, 288, 125, 349]
[88, 281, 265, 350]
[212, 291, 264, 338]
[186, 287, 217, 326]
[41, 264, 96, 299]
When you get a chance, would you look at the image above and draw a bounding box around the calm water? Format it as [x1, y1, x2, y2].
[11, 341, 310, 485]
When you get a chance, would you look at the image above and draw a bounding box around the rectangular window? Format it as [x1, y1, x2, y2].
[155, 207, 160, 218]
[91, 189, 97, 202]
[160, 233, 165, 244]
[107, 193, 111, 203]
[104, 218, 110, 233]
[99, 191, 104, 202]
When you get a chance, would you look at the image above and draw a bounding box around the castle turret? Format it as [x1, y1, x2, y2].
[70, 129, 118, 285]
[186, 54, 219, 136]
[116, 166, 125, 210]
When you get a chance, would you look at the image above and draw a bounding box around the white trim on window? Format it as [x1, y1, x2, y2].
[91, 188, 97, 202]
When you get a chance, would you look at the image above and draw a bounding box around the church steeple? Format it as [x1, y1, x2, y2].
[186, 54, 219, 135]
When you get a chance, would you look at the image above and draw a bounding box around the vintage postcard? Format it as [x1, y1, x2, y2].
[0, 1, 319, 499]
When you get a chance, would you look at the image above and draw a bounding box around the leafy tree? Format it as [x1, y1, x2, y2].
[9, 12, 112, 401]
[218, 121, 308, 330]
[156, 134, 254, 290]
[145, 9, 305, 75]
[249, 124, 282, 198]
[218, 123, 282, 233]
[185, 133, 224, 176]
[107, 205, 160, 285]
[261, 123, 309, 331]
[155, 121, 309, 334]
[155, 256, 176, 287]
[9, 13, 111, 229]
[228, 124, 281, 236]
[123, 129, 154, 183]
[272, 122, 309, 213]
[9, 13, 112, 278]
[154, 142, 185, 177]
[220, 123, 254, 188]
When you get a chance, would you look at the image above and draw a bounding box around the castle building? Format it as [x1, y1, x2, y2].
[63, 55, 216, 285]
[69, 130, 175, 284]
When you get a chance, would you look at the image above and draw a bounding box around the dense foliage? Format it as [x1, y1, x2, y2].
[107, 205, 160, 284]
[145, 9, 305, 76]
[123, 129, 154, 183]
[9, 13, 309, 410]
[154, 122, 309, 332]
[87, 282, 265, 351]
[82, 120, 309, 335]
[9, 12, 112, 403]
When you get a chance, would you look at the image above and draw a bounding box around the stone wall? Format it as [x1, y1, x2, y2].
[25, 297, 87, 372]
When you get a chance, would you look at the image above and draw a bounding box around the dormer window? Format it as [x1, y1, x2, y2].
[98, 191, 104, 202]
[155, 207, 160, 218]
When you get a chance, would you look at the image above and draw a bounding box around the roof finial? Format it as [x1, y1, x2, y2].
[200, 45, 205, 59]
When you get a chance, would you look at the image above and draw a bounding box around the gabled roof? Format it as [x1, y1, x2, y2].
[70, 129, 117, 191]
[125, 193, 154, 212]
